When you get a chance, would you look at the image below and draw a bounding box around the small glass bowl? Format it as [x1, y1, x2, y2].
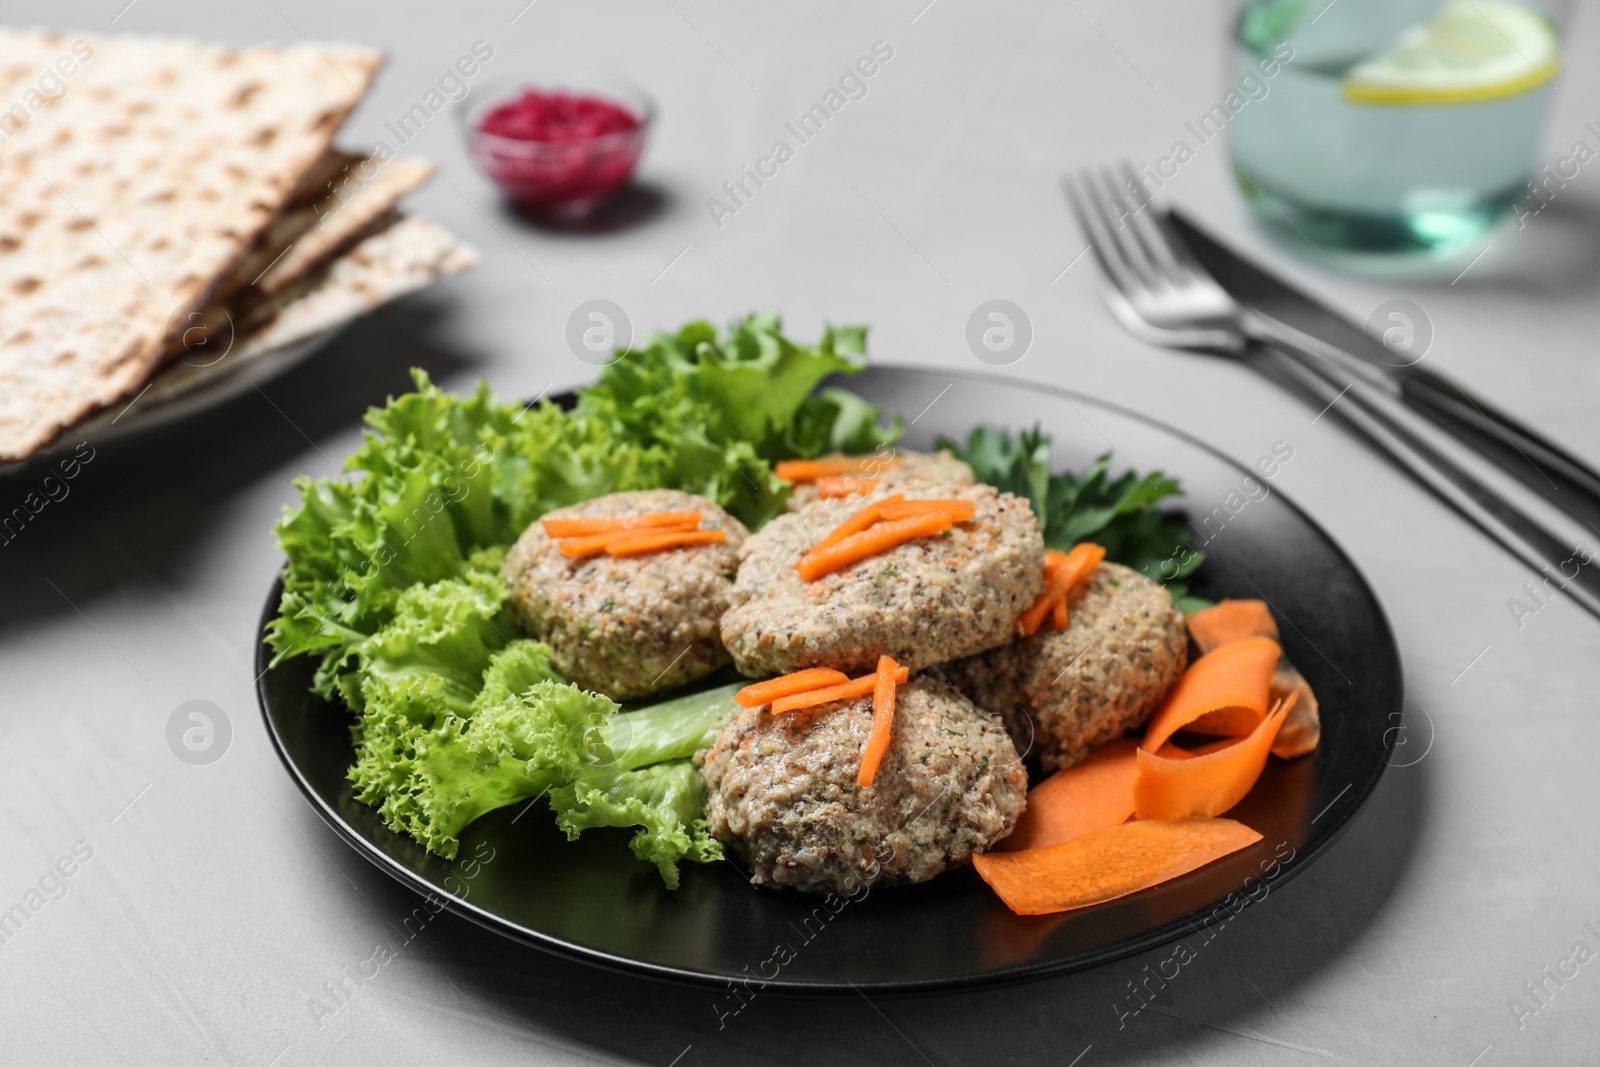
[461, 77, 653, 219]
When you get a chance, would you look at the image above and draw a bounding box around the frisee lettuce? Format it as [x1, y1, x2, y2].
[345, 574, 737, 882]
[547, 684, 743, 887]
[551, 761, 721, 889]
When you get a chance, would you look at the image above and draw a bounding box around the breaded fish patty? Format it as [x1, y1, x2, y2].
[720, 481, 1044, 676]
[946, 562, 1187, 773]
[502, 489, 748, 701]
[699, 675, 1027, 893]
[784, 448, 975, 512]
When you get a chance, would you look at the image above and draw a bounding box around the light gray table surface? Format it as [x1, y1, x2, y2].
[4, 1, 1600, 1064]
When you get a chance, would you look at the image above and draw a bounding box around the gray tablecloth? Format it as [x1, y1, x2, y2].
[5, 1, 1599, 1063]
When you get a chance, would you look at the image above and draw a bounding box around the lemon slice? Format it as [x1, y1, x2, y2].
[1343, 0, 1561, 105]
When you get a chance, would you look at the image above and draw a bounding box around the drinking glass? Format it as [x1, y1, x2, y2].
[1229, 0, 1571, 253]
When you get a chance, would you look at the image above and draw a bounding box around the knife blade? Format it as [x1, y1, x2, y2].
[1168, 208, 1600, 531]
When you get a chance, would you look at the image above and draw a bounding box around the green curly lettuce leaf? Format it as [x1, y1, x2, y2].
[577, 313, 900, 526]
[343, 576, 577, 857]
[344, 571, 513, 714]
[545, 682, 739, 887]
[551, 761, 722, 890]
[789, 387, 906, 458]
[603, 682, 742, 768]
[587, 314, 870, 457]
[352, 675, 613, 859]
[473, 635, 564, 713]
[342, 577, 738, 880]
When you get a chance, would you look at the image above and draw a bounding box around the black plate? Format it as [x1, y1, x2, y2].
[256, 365, 1401, 995]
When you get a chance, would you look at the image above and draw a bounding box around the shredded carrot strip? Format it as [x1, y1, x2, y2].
[1140, 635, 1280, 753]
[605, 529, 726, 556]
[796, 513, 954, 581]
[816, 475, 878, 499]
[733, 668, 850, 708]
[1134, 695, 1294, 819]
[814, 495, 900, 551]
[1064, 543, 1105, 571]
[558, 532, 625, 558]
[1016, 595, 1053, 637]
[542, 510, 701, 538]
[877, 499, 977, 523]
[973, 818, 1263, 915]
[857, 655, 900, 788]
[768, 666, 910, 714]
[775, 456, 898, 483]
[1018, 542, 1106, 636]
[1039, 554, 1071, 632]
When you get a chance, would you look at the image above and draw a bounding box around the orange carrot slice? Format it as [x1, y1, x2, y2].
[796, 513, 954, 581]
[1184, 707, 1268, 738]
[814, 495, 901, 551]
[1185, 599, 1320, 758]
[973, 817, 1264, 915]
[775, 456, 899, 483]
[1154, 737, 1241, 761]
[857, 655, 900, 788]
[1185, 599, 1279, 653]
[1140, 635, 1280, 752]
[542, 510, 701, 538]
[816, 475, 878, 499]
[1270, 664, 1320, 758]
[1134, 695, 1293, 820]
[1018, 542, 1106, 636]
[768, 666, 910, 714]
[998, 738, 1139, 851]
[605, 529, 726, 556]
[1181, 599, 1280, 738]
[877, 499, 977, 523]
[733, 668, 851, 708]
[1051, 598, 1068, 632]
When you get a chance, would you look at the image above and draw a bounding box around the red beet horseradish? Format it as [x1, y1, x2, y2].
[468, 86, 650, 215]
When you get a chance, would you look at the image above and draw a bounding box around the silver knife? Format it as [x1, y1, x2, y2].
[1167, 208, 1600, 530]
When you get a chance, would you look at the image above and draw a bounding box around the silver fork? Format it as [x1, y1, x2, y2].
[1065, 163, 1600, 624]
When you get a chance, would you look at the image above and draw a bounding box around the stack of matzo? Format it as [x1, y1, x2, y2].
[0, 31, 477, 461]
